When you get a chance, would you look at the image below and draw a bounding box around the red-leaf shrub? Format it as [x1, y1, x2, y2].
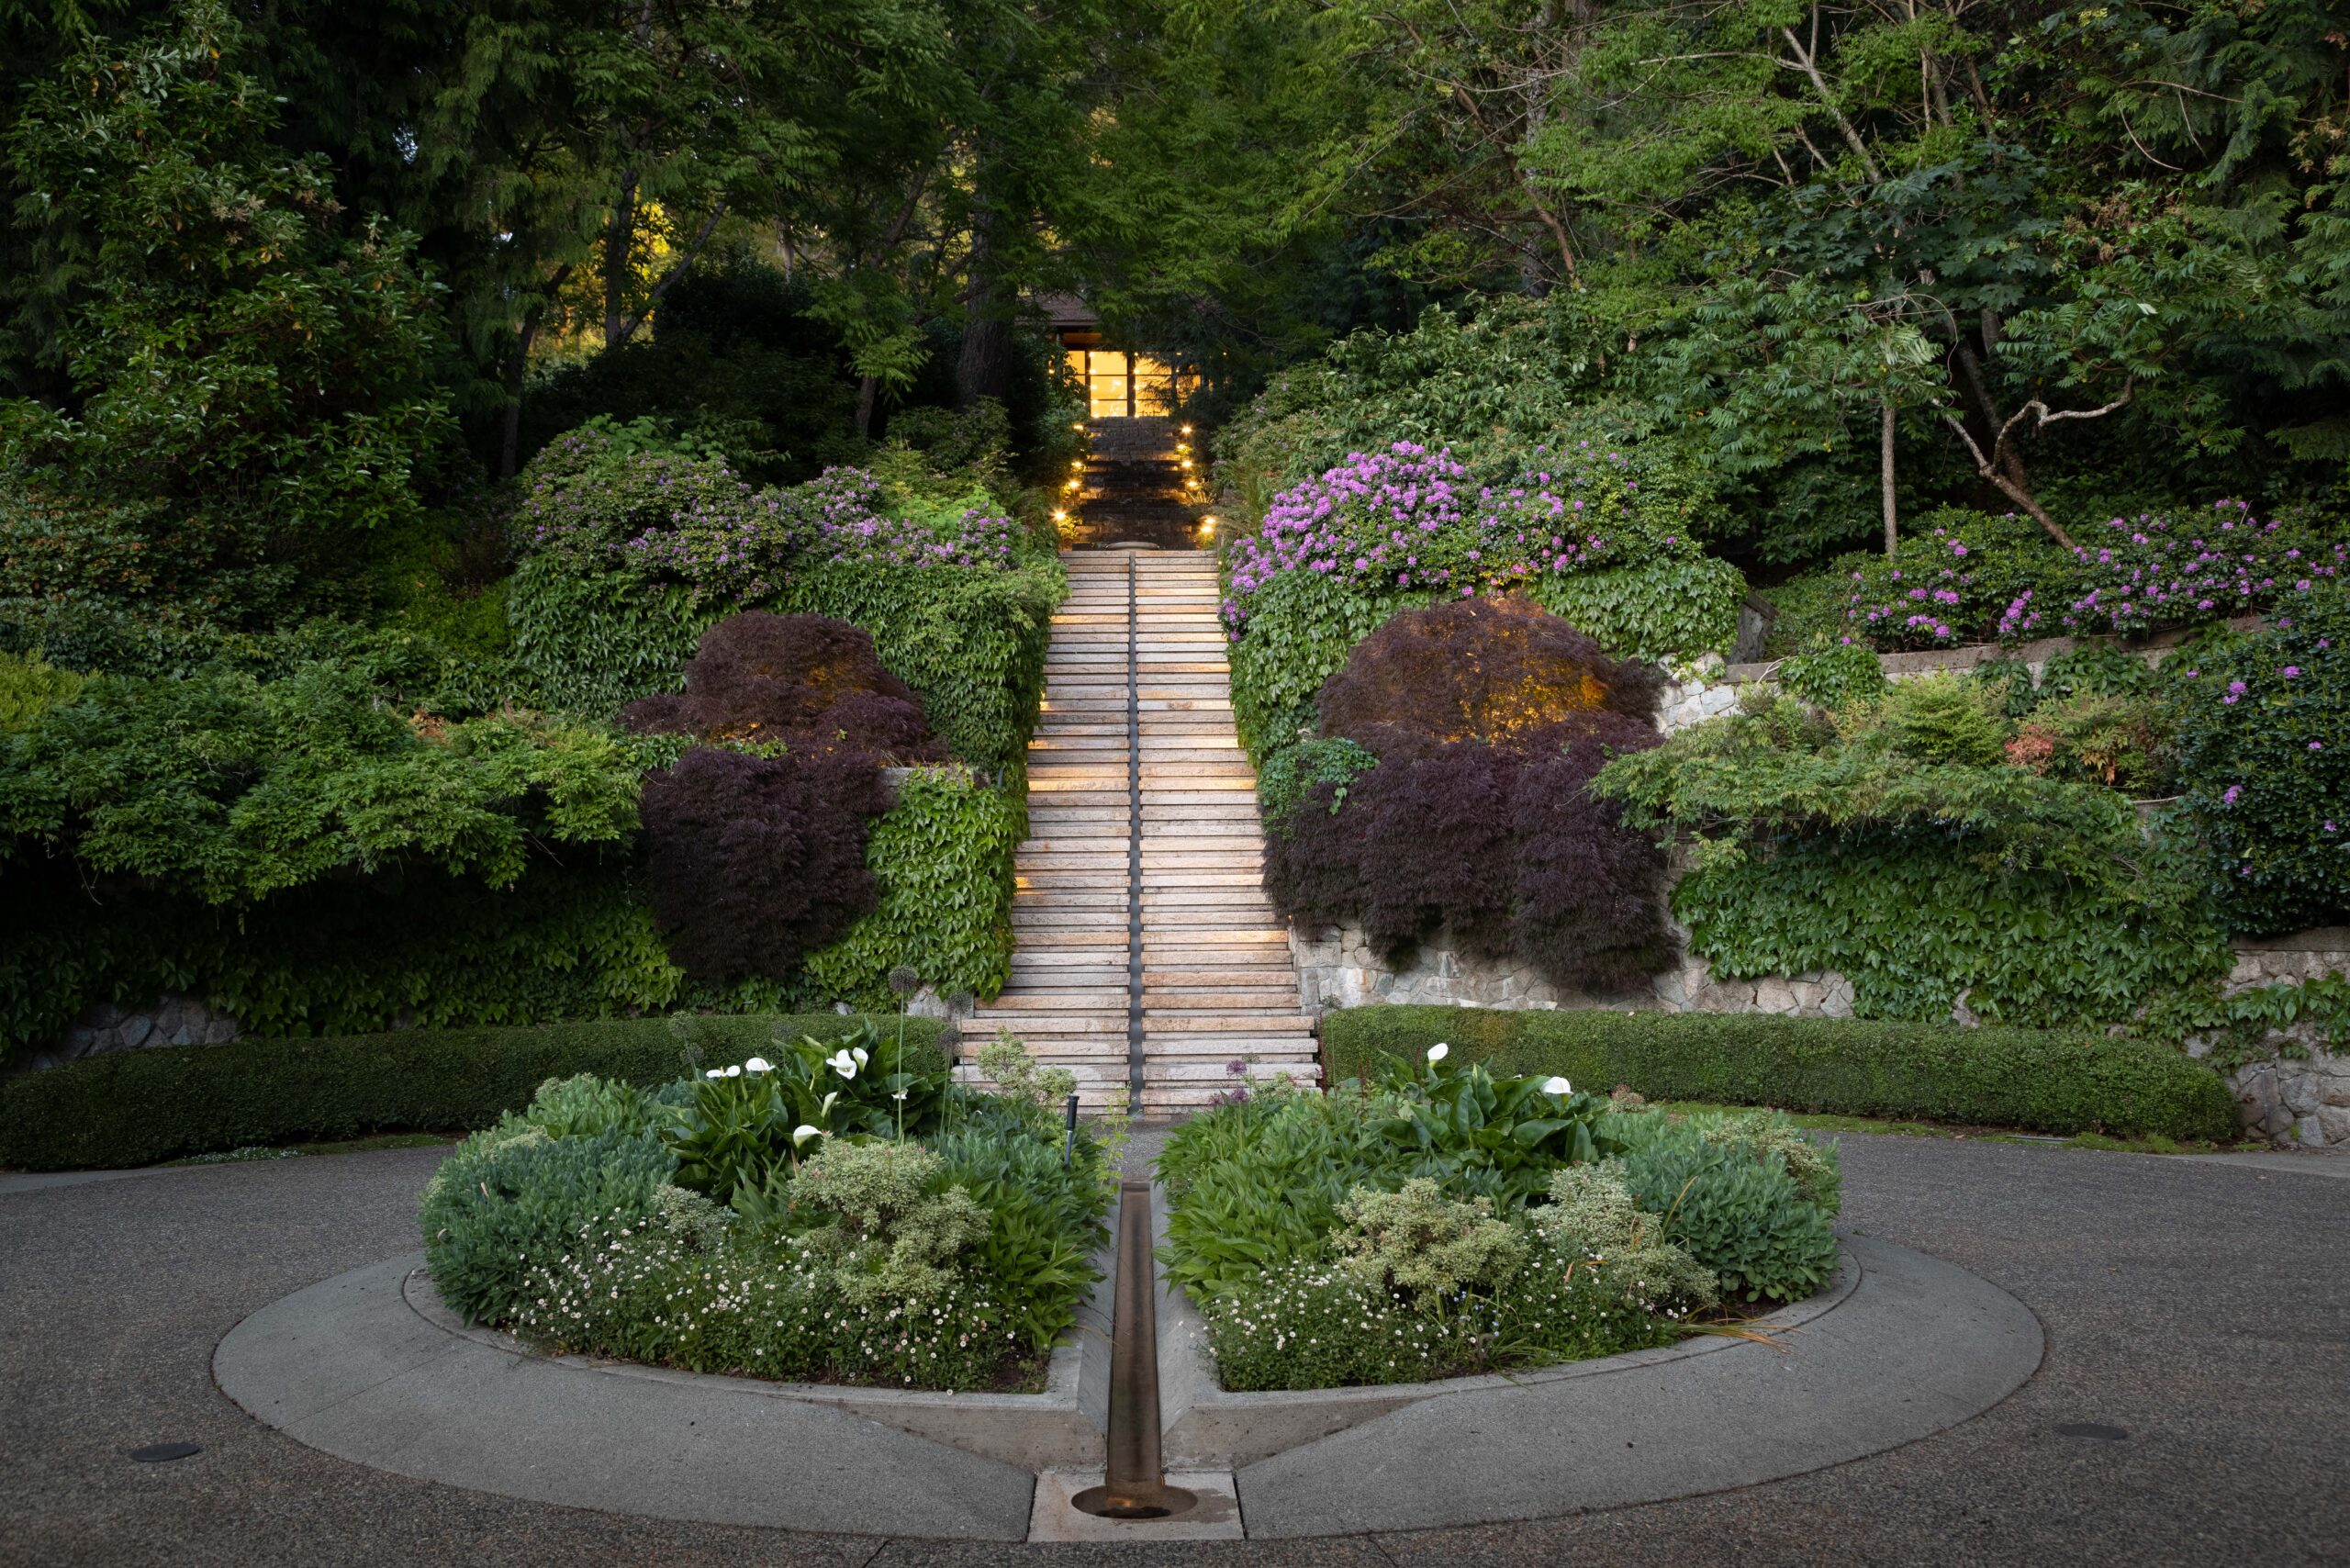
[622, 611, 945, 763]
[639, 746, 891, 982]
[1266, 597, 1671, 992]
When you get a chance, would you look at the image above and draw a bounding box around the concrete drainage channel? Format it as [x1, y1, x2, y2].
[216, 1182, 2044, 1542]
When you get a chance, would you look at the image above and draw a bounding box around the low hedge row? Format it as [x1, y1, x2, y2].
[1323, 1006, 2239, 1142]
[0, 1014, 946, 1171]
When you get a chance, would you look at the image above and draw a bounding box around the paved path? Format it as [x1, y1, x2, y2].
[959, 552, 1317, 1113]
[2, 1136, 2344, 1565]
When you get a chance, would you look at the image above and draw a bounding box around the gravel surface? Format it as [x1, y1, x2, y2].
[1, 1134, 2343, 1566]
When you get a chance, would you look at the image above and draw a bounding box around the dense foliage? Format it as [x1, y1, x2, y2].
[1264, 599, 1673, 992]
[638, 748, 891, 985]
[420, 1033, 1111, 1388]
[2169, 595, 2350, 935]
[0, 1014, 934, 1170]
[623, 612, 944, 762]
[1598, 679, 2232, 1024]
[1322, 1006, 2239, 1143]
[1158, 1049, 1843, 1390]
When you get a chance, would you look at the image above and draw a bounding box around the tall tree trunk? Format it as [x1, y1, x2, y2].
[956, 175, 1014, 408]
[856, 375, 879, 438]
[1880, 398, 1899, 557]
[498, 263, 573, 479]
[603, 169, 639, 349]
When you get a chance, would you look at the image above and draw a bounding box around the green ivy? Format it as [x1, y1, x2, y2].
[798, 767, 1025, 1008]
[1227, 572, 1430, 763]
[1526, 558, 1744, 667]
[1673, 834, 2230, 1027]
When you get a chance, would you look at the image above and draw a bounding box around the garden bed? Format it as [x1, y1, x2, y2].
[1153, 1049, 1846, 1397]
[419, 1026, 1113, 1396]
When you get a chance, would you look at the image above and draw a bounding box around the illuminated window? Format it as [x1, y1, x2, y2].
[1069, 349, 1193, 419]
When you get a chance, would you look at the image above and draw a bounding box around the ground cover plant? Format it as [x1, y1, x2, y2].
[1260, 597, 1674, 994]
[422, 1029, 1110, 1390]
[1158, 1046, 1842, 1390]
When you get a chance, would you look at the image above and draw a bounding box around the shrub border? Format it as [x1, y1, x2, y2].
[0, 1014, 943, 1171]
[1321, 1005, 2238, 1142]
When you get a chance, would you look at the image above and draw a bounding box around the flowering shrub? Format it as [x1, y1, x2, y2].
[516, 429, 1022, 607]
[1222, 442, 1694, 633]
[2168, 592, 2350, 934]
[2048, 501, 2347, 638]
[1831, 510, 2063, 648]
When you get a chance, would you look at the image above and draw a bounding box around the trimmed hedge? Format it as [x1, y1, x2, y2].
[1323, 1006, 2238, 1142]
[0, 1014, 945, 1171]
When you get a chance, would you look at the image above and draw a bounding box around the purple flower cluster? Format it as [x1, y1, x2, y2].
[2051, 500, 2345, 637]
[1841, 525, 1977, 646]
[789, 468, 1020, 570]
[1220, 442, 1639, 632]
[518, 434, 1019, 607]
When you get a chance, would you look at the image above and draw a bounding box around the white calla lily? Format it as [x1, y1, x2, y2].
[1427, 1042, 1449, 1063]
[704, 1068, 725, 1080]
[851, 1045, 869, 1068]
[1541, 1076, 1572, 1097]
[820, 1092, 840, 1116]
[826, 1049, 859, 1080]
[791, 1124, 822, 1147]
[744, 1056, 773, 1074]
[723, 1064, 742, 1078]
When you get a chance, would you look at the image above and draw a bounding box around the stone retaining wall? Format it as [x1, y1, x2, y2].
[2210, 930, 2350, 1148]
[9, 992, 242, 1079]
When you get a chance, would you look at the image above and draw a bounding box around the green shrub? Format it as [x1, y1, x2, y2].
[442, 1065, 1109, 1390]
[1331, 1178, 1526, 1302]
[0, 1014, 942, 1170]
[1322, 1005, 2239, 1141]
[1527, 558, 1745, 667]
[1613, 1114, 1841, 1302]
[798, 767, 1024, 1006]
[2168, 592, 2350, 935]
[1595, 689, 2232, 1026]
[421, 1123, 675, 1324]
[1777, 641, 1886, 709]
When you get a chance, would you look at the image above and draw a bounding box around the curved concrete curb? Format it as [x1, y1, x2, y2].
[213, 1254, 1060, 1540]
[1228, 1232, 2044, 1537]
[216, 1228, 2038, 1540]
[398, 1260, 1112, 1471]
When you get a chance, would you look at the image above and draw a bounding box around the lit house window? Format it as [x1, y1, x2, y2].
[1063, 349, 1196, 420]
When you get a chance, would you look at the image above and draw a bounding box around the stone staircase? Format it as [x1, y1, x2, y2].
[1065, 417, 1203, 551]
[959, 551, 1319, 1113]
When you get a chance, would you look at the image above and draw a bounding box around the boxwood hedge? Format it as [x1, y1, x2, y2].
[0, 1013, 945, 1171]
[1323, 1005, 2238, 1142]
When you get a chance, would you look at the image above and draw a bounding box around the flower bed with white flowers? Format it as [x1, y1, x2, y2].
[418, 1025, 1113, 1392]
[1154, 1045, 1843, 1392]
